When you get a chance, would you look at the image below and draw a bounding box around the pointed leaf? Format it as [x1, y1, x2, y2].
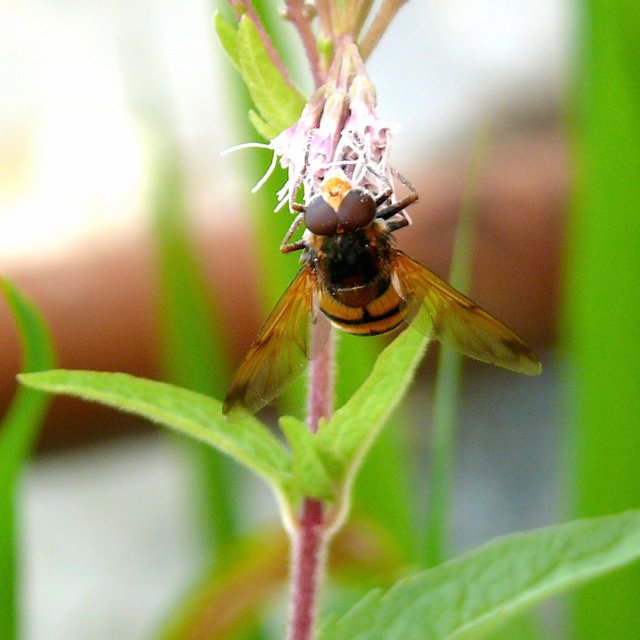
[248, 109, 281, 141]
[236, 15, 305, 135]
[280, 416, 335, 502]
[318, 510, 640, 640]
[213, 10, 240, 71]
[18, 371, 292, 490]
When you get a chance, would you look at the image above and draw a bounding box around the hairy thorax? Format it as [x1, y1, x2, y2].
[310, 226, 392, 307]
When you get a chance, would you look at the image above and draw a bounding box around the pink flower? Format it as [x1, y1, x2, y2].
[226, 43, 402, 212]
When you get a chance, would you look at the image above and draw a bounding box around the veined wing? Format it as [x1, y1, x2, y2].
[223, 266, 320, 414]
[392, 251, 541, 375]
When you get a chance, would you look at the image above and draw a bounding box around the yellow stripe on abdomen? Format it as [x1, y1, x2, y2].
[320, 285, 408, 336]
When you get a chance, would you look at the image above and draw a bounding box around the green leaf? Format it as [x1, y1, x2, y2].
[0, 279, 55, 640]
[481, 613, 544, 640]
[317, 329, 429, 485]
[18, 371, 292, 492]
[279, 416, 335, 502]
[236, 15, 305, 136]
[213, 10, 240, 71]
[248, 109, 281, 140]
[318, 510, 640, 640]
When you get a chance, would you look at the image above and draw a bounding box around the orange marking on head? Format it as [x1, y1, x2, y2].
[321, 172, 352, 211]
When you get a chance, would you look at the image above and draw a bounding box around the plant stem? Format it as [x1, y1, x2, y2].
[287, 327, 335, 640]
[285, 0, 325, 87]
[287, 497, 326, 640]
[351, 0, 375, 40]
[315, 0, 334, 41]
[359, 0, 410, 60]
[306, 327, 335, 433]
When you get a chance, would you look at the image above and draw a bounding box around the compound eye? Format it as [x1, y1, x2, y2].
[304, 196, 338, 235]
[337, 189, 377, 231]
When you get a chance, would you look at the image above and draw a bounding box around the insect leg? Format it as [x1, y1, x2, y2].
[281, 240, 306, 254]
[280, 211, 306, 253]
[386, 214, 411, 233]
[376, 193, 419, 220]
[391, 167, 418, 195]
[375, 187, 393, 207]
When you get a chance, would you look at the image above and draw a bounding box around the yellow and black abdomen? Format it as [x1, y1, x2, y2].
[319, 282, 407, 336]
[311, 225, 408, 336]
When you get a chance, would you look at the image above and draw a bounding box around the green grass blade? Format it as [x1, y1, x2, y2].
[151, 141, 239, 549]
[423, 129, 487, 567]
[318, 510, 640, 640]
[352, 409, 419, 563]
[18, 371, 292, 493]
[566, 1, 640, 637]
[423, 346, 463, 566]
[0, 280, 55, 640]
[152, 148, 228, 399]
[0, 282, 56, 469]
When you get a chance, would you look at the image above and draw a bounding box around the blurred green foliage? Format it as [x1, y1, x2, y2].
[0, 281, 55, 640]
[566, 1, 640, 637]
[152, 141, 240, 551]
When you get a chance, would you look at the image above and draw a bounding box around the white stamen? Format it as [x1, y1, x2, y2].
[274, 197, 289, 213]
[251, 149, 279, 193]
[322, 159, 359, 169]
[220, 141, 272, 156]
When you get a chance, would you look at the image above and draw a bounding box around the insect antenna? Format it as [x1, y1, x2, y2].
[391, 166, 418, 195]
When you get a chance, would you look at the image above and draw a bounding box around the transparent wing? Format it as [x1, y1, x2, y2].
[223, 267, 323, 414]
[392, 251, 541, 375]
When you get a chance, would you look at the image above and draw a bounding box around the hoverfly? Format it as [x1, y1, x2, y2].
[223, 172, 541, 414]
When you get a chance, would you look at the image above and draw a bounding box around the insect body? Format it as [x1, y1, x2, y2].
[223, 173, 541, 414]
[310, 218, 402, 337]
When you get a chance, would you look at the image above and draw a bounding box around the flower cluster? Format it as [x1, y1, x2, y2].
[232, 44, 400, 212]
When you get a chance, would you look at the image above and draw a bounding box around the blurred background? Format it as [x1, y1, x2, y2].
[1, 0, 639, 638]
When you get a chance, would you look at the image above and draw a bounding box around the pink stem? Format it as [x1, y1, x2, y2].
[306, 327, 335, 433]
[287, 498, 326, 640]
[285, 0, 325, 87]
[315, 0, 333, 41]
[286, 327, 335, 640]
[359, 0, 410, 60]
